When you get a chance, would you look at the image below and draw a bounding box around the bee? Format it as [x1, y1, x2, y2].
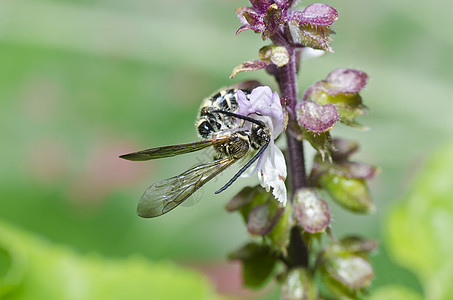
[120, 81, 270, 218]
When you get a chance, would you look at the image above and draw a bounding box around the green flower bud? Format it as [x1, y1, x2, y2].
[322, 254, 374, 290]
[281, 268, 317, 300]
[319, 239, 375, 298]
[318, 170, 375, 213]
[259, 45, 290, 67]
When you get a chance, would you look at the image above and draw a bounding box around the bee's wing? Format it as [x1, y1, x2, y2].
[119, 137, 230, 161]
[137, 158, 237, 218]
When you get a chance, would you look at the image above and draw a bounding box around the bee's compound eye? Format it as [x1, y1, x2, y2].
[198, 120, 214, 138]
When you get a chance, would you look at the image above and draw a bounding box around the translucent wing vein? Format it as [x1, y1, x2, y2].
[137, 158, 237, 217]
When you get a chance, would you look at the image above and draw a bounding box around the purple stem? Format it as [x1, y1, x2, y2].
[271, 32, 308, 268]
[271, 36, 307, 199]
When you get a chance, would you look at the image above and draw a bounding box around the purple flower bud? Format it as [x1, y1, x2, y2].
[304, 68, 369, 98]
[296, 4, 338, 27]
[235, 1, 287, 39]
[303, 68, 369, 128]
[294, 188, 330, 233]
[247, 203, 284, 235]
[288, 4, 338, 52]
[296, 100, 339, 133]
[235, 1, 338, 51]
[326, 68, 369, 95]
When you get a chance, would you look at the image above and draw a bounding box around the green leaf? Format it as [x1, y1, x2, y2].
[0, 221, 222, 300]
[387, 141, 453, 300]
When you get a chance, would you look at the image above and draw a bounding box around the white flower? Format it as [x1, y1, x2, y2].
[236, 86, 288, 206]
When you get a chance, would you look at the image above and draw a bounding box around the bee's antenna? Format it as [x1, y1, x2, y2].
[211, 110, 265, 128]
[215, 142, 269, 194]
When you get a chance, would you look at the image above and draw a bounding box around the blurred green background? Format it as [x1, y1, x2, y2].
[1, 0, 452, 299]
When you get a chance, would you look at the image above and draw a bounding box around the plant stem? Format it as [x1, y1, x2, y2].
[274, 47, 307, 198]
[271, 34, 309, 269]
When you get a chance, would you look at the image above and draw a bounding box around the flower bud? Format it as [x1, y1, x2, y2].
[294, 188, 330, 233]
[289, 4, 338, 52]
[247, 202, 284, 236]
[322, 254, 374, 290]
[226, 185, 286, 236]
[259, 45, 290, 67]
[281, 268, 317, 300]
[319, 239, 375, 297]
[303, 69, 369, 129]
[318, 170, 375, 213]
[296, 101, 339, 133]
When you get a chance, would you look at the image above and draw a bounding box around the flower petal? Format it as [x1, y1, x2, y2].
[236, 86, 287, 205]
[237, 87, 285, 137]
[300, 47, 326, 60]
[258, 144, 287, 206]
